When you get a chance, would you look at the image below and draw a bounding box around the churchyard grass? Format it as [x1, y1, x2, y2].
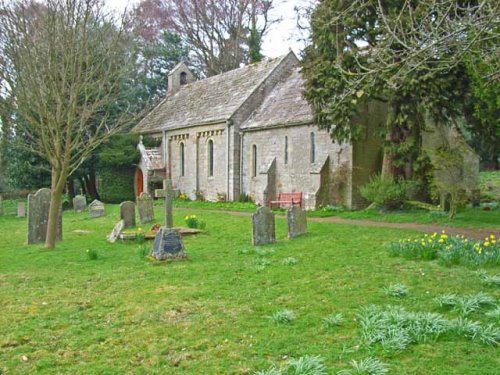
[1, 202, 499, 374]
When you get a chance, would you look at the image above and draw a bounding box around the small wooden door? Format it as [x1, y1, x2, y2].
[136, 169, 144, 195]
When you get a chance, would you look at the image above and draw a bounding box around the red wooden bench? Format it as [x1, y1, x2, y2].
[269, 192, 303, 209]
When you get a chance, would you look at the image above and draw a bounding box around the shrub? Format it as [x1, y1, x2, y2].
[184, 215, 206, 229]
[388, 232, 500, 268]
[86, 249, 98, 260]
[359, 174, 407, 210]
[98, 169, 135, 203]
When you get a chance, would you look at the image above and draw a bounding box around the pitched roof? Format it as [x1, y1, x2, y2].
[241, 67, 314, 130]
[133, 54, 289, 133]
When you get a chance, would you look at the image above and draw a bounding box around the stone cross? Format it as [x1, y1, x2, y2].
[155, 179, 174, 228]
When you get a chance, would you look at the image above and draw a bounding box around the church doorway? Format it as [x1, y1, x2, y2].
[136, 168, 144, 195]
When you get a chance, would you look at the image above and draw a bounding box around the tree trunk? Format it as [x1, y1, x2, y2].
[45, 167, 67, 249]
[86, 169, 100, 200]
[67, 178, 75, 204]
[381, 135, 395, 179]
[381, 104, 397, 179]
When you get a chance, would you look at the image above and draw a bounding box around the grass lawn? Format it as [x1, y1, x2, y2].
[0, 203, 499, 374]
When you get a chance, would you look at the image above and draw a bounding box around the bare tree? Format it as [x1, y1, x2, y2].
[0, 0, 139, 248]
[131, 0, 278, 76]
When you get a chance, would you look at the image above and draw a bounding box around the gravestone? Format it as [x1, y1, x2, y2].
[287, 206, 307, 238]
[73, 195, 87, 212]
[152, 227, 187, 260]
[151, 179, 186, 261]
[17, 202, 26, 218]
[155, 179, 174, 228]
[137, 192, 154, 224]
[27, 188, 62, 244]
[252, 206, 275, 245]
[89, 200, 105, 218]
[120, 201, 136, 228]
[107, 220, 125, 243]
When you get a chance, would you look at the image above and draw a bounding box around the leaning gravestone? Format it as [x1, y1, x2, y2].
[73, 195, 87, 212]
[89, 200, 105, 218]
[17, 202, 26, 218]
[137, 192, 154, 224]
[27, 188, 62, 244]
[107, 220, 125, 243]
[120, 201, 136, 228]
[152, 227, 187, 260]
[287, 206, 307, 238]
[252, 206, 276, 245]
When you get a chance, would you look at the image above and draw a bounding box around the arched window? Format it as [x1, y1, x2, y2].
[310, 132, 315, 163]
[180, 72, 188, 85]
[252, 144, 257, 177]
[180, 142, 185, 177]
[284, 136, 288, 165]
[208, 139, 214, 177]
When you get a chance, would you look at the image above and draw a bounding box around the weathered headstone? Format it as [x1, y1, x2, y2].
[73, 195, 87, 212]
[155, 179, 174, 228]
[252, 206, 275, 245]
[89, 200, 105, 218]
[152, 227, 187, 260]
[27, 188, 62, 244]
[287, 206, 307, 238]
[17, 202, 26, 218]
[107, 220, 125, 243]
[151, 179, 186, 260]
[120, 201, 136, 228]
[137, 192, 154, 224]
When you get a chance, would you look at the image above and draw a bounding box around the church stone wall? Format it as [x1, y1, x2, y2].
[241, 124, 352, 209]
[167, 123, 228, 201]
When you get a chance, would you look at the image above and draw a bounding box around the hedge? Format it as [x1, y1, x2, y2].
[98, 169, 135, 203]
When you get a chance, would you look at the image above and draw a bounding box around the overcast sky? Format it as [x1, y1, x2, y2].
[107, 0, 310, 58]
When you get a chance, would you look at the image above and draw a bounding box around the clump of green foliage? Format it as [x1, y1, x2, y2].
[281, 257, 298, 266]
[435, 293, 496, 316]
[337, 357, 389, 375]
[357, 304, 499, 352]
[360, 175, 408, 210]
[383, 283, 409, 298]
[86, 249, 98, 260]
[322, 313, 344, 328]
[184, 214, 206, 229]
[253, 355, 327, 375]
[97, 134, 141, 203]
[269, 309, 295, 324]
[388, 232, 500, 267]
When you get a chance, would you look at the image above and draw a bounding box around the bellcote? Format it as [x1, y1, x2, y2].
[167, 62, 195, 95]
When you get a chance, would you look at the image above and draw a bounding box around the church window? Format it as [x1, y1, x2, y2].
[208, 139, 214, 177]
[310, 132, 315, 163]
[180, 142, 185, 177]
[252, 144, 257, 177]
[180, 72, 188, 85]
[284, 136, 288, 164]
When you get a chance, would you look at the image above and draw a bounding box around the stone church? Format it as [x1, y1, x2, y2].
[132, 51, 477, 209]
